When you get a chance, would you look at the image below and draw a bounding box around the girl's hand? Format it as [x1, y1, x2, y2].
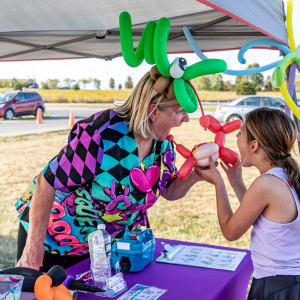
[220, 158, 243, 186]
[195, 157, 223, 185]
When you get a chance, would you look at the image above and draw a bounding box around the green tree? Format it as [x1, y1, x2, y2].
[192, 75, 212, 90]
[93, 78, 101, 89]
[80, 78, 91, 90]
[63, 78, 75, 89]
[41, 82, 49, 89]
[73, 83, 80, 90]
[246, 63, 264, 91]
[224, 80, 233, 91]
[11, 78, 22, 90]
[118, 83, 122, 89]
[109, 78, 115, 89]
[211, 74, 224, 91]
[48, 79, 59, 89]
[235, 80, 256, 95]
[124, 76, 133, 89]
[264, 75, 273, 91]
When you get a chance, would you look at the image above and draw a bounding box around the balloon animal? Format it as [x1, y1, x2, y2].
[271, 0, 300, 121]
[119, 11, 227, 113]
[167, 80, 242, 180]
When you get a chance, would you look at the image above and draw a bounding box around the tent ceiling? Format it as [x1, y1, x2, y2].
[0, 0, 288, 61]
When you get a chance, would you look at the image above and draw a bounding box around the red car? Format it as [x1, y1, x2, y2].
[0, 91, 45, 120]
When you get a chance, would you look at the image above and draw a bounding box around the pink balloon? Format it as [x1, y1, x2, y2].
[130, 167, 151, 192]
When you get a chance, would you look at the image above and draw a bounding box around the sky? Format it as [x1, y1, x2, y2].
[0, 0, 298, 90]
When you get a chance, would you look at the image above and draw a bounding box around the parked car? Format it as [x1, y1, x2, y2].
[0, 91, 45, 120]
[214, 95, 285, 123]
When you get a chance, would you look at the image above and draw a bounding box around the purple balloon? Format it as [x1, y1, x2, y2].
[285, 63, 296, 116]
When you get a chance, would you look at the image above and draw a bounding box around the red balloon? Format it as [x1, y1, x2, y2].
[176, 144, 192, 158]
[207, 115, 222, 133]
[219, 147, 240, 165]
[199, 115, 210, 128]
[177, 157, 196, 180]
[167, 135, 174, 142]
[222, 120, 242, 134]
[214, 131, 225, 148]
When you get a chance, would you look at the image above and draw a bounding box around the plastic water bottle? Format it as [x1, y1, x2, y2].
[88, 223, 111, 292]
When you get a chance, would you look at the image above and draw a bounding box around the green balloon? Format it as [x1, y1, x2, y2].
[119, 11, 145, 67]
[154, 18, 171, 77]
[174, 78, 198, 113]
[144, 21, 156, 65]
[183, 59, 227, 80]
[272, 66, 284, 88]
[271, 52, 299, 87]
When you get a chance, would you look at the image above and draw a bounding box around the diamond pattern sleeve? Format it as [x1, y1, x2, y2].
[43, 122, 103, 192]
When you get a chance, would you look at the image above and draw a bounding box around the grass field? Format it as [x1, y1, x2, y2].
[1, 118, 299, 270]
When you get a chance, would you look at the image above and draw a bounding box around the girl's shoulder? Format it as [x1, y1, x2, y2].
[248, 174, 286, 200]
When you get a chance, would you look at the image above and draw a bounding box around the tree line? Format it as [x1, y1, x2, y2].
[0, 76, 134, 90]
[1, 64, 300, 94]
[191, 63, 280, 95]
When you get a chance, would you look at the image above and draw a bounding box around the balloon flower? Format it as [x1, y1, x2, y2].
[271, 0, 300, 121]
[119, 11, 227, 113]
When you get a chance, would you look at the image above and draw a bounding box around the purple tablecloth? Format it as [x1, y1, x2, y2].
[67, 238, 253, 300]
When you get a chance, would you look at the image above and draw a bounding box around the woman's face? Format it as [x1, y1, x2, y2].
[152, 104, 189, 141]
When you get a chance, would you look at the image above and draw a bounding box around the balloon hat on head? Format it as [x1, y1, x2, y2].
[119, 11, 241, 180]
[119, 11, 227, 113]
[271, 0, 300, 121]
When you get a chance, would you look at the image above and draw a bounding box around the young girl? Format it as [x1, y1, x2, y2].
[198, 107, 300, 299]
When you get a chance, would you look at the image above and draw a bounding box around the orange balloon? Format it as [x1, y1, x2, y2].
[53, 284, 73, 300]
[34, 275, 53, 300]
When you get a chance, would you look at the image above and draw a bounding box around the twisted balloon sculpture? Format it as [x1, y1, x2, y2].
[271, 0, 300, 120]
[119, 11, 227, 113]
[183, 0, 299, 121]
[183, 26, 291, 76]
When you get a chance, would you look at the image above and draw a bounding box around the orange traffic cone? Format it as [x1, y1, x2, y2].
[68, 110, 75, 127]
[36, 107, 43, 124]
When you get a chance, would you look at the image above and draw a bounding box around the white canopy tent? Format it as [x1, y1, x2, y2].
[1, 0, 299, 147]
[0, 0, 288, 61]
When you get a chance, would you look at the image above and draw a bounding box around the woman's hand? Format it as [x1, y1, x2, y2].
[195, 157, 223, 186]
[220, 158, 243, 186]
[16, 243, 44, 270]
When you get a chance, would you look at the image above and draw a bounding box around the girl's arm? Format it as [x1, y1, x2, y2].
[199, 159, 269, 241]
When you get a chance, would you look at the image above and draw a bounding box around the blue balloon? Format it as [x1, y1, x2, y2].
[183, 26, 292, 76]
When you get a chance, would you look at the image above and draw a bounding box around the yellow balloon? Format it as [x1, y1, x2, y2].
[280, 84, 300, 120]
[287, 0, 296, 52]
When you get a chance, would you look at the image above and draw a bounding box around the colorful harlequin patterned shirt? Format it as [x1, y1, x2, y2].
[15, 109, 177, 256]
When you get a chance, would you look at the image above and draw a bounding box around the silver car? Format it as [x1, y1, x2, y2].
[214, 95, 285, 123]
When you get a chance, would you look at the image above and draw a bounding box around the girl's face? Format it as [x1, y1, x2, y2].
[236, 125, 251, 167]
[152, 104, 189, 141]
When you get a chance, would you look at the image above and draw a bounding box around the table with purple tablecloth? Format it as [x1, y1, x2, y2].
[67, 238, 253, 300]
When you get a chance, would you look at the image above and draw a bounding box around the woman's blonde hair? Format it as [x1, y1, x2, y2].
[114, 71, 178, 139]
[243, 107, 300, 196]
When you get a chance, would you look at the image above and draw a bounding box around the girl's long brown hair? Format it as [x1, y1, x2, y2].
[244, 107, 300, 196]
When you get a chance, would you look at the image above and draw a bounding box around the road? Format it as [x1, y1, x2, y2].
[0, 105, 205, 137]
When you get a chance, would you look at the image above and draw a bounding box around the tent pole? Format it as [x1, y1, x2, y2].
[286, 65, 300, 152]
